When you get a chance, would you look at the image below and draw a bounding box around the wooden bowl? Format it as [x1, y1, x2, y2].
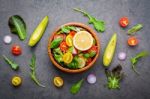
[48, 22, 100, 73]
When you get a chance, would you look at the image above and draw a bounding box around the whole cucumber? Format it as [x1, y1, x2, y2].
[103, 33, 117, 67]
[28, 16, 49, 47]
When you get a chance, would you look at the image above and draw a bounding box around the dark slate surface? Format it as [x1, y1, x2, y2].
[0, 0, 150, 99]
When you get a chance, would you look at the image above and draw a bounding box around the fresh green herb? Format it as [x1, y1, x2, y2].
[67, 56, 79, 69]
[128, 24, 143, 35]
[50, 38, 63, 48]
[74, 8, 105, 33]
[8, 15, 27, 40]
[58, 26, 77, 34]
[105, 65, 124, 89]
[83, 53, 91, 58]
[29, 54, 45, 87]
[130, 51, 149, 74]
[3, 55, 19, 70]
[70, 79, 84, 94]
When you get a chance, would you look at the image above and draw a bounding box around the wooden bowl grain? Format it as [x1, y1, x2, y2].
[48, 22, 100, 73]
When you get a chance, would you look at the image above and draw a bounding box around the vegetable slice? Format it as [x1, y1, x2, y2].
[3, 35, 12, 44]
[77, 57, 86, 68]
[119, 17, 129, 28]
[70, 79, 84, 94]
[87, 74, 96, 84]
[128, 24, 143, 35]
[103, 33, 117, 67]
[127, 36, 138, 46]
[11, 45, 22, 56]
[8, 15, 27, 40]
[11, 76, 22, 87]
[28, 16, 49, 46]
[53, 76, 64, 87]
[118, 52, 127, 61]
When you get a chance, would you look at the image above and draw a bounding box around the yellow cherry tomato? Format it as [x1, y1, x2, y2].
[53, 76, 64, 87]
[63, 52, 73, 64]
[11, 76, 22, 87]
[66, 35, 73, 46]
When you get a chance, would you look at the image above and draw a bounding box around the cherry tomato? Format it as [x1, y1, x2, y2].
[127, 36, 138, 46]
[53, 76, 64, 87]
[60, 41, 68, 52]
[86, 58, 92, 65]
[88, 46, 98, 53]
[53, 34, 66, 40]
[119, 17, 129, 28]
[69, 31, 76, 37]
[11, 45, 22, 55]
[11, 76, 22, 87]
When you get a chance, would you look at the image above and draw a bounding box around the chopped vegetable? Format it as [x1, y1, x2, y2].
[87, 45, 97, 57]
[60, 41, 68, 52]
[70, 79, 84, 94]
[119, 17, 129, 28]
[118, 52, 127, 61]
[63, 52, 73, 64]
[29, 54, 45, 87]
[127, 36, 138, 46]
[86, 58, 92, 65]
[69, 31, 76, 37]
[59, 26, 77, 33]
[28, 16, 49, 46]
[11, 45, 22, 56]
[130, 51, 149, 74]
[74, 8, 105, 33]
[67, 56, 79, 69]
[50, 38, 63, 48]
[77, 57, 86, 68]
[128, 24, 143, 35]
[105, 65, 124, 89]
[103, 33, 117, 67]
[53, 76, 64, 87]
[66, 35, 73, 46]
[53, 48, 63, 63]
[11, 76, 22, 87]
[3, 35, 12, 44]
[87, 74, 96, 84]
[3, 55, 19, 70]
[8, 15, 27, 40]
[54, 34, 66, 40]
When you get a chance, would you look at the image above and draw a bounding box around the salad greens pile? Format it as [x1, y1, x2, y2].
[105, 65, 124, 89]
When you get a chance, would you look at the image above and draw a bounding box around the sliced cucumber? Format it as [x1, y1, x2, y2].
[77, 57, 86, 68]
[103, 33, 117, 67]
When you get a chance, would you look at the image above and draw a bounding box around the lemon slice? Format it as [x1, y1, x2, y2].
[63, 52, 73, 64]
[73, 31, 93, 51]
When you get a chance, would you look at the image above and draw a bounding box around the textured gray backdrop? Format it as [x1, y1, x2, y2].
[0, 0, 150, 99]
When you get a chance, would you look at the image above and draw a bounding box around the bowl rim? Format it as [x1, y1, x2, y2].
[48, 22, 100, 73]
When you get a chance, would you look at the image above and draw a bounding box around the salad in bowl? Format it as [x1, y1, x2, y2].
[48, 22, 100, 73]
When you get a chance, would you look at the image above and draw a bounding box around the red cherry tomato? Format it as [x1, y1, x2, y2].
[119, 17, 129, 28]
[127, 36, 138, 46]
[60, 41, 68, 52]
[69, 31, 76, 37]
[11, 45, 22, 55]
[86, 58, 92, 65]
[53, 34, 66, 40]
[88, 46, 98, 53]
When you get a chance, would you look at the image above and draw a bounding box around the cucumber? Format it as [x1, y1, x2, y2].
[77, 57, 86, 68]
[28, 16, 49, 47]
[103, 33, 117, 67]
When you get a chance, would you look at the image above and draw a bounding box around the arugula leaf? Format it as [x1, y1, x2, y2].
[3, 55, 19, 70]
[74, 8, 105, 33]
[70, 79, 84, 94]
[50, 38, 63, 48]
[29, 54, 45, 87]
[105, 65, 123, 89]
[130, 51, 149, 74]
[8, 15, 27, 40]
